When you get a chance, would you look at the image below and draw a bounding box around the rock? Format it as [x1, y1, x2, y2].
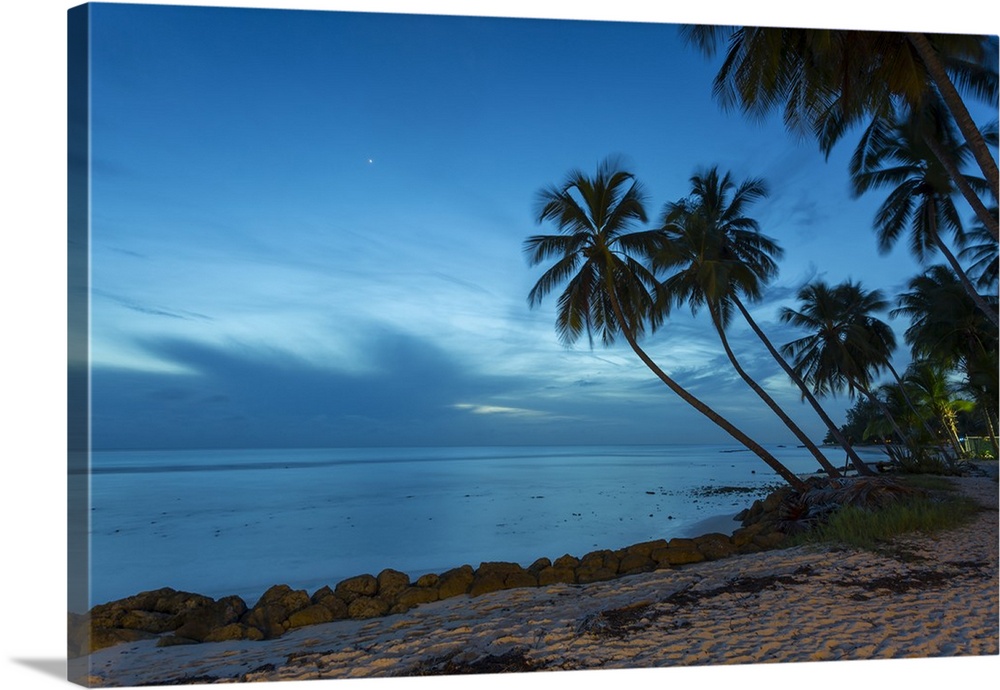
[469, 572, 506, 597]
[415, 573, 440, 588]
[393, 586, 439, 610]
[335, 575, 378, 602]
[575, 566, 617, 584]
[87, 588, 209, 632]
[667, 537, 697, 549]
[625, 539, 668, 557]
[172, 595, 248, 642]
[651, 545, 705, 566]
[241, 586, 310, 639]
[730, 523, 766, 547]
[347, 596, 390, 619]
[376, 569, 411, 600]
[506, 571, 538, 589]
[579, 549, 619, 573]
[287, 604, 336, 629]
[618, 552, 654, 575]
[753, 531, 787, 549]
[437, 566, 474, 599]
[310, 585, 336, 604]
[203, 623, 263, 642]
[313, 593, 349, 620]
[552, 554, 580, 569]
[536, 566, 576, 586]
[527, 557, 552, 573]
[693, 533, 736, 561]
[762, 489, 791, 513]
[88, 627, 157, 653]
[470, 562, 538, 596]
[118, 609, 177, 634]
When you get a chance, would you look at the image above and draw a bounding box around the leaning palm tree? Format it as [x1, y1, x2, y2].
[524, 158, 806, 490]
[892, 264, 999, 374]
[891, 264, 999, 453]
[780, 280, 914, 453]
[681, 26, 999, 239]
[903, 359, 974, 458]
[960, 205, 999, 291]
[655, 167, 842, 478]
[849, 101, 998, 327]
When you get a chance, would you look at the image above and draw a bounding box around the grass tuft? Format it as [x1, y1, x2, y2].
[790, 491, 981, 551]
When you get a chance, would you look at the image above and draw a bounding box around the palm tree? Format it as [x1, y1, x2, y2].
[849, 102, 998, 327]
[681, 26, 999, 239]
[891, 264, 999, 453]
[902, 360, 974, 458]
[960, 205, 999, 290]
[780, 280, 913, 454]
[524, 158, 806, 490]
[654, 167, 843, 478]
[892, 264, 998, 373]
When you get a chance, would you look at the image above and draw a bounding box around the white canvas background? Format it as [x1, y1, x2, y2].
[1, 1, 997, 689]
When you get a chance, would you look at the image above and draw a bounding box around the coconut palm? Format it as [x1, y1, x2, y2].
[849, 102, 998, 327]
[892, 264, 998, 370]
[655, 167, 843, 478]
[681, 26, 999, 239]
[891, 264, 999, 452]
[960, 205, 999, 290]
[903, 360, 974, 457]
[780, 280, 914, 450]
[524, 158, 806, 490]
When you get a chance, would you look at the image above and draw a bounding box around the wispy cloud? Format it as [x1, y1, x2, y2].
[452, 402, 547, 417]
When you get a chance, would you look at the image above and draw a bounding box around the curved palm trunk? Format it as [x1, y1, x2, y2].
[708, 305, 842, 478]
[907, 32, 1000, 198]
[932, 234, 999, 328]
[922, 133, 999, 241]
[858, 383, 915, 450]
[732, 296, 874, 476]
[883, 361, 944, 446]
[605, 289, 807, 491]
[939, 406, 966, 458]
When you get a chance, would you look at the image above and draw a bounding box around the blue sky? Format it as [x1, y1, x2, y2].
[77, 2, 998, 449]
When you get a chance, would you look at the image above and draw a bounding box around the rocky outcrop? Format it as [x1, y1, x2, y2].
[71, 484, 807, 657]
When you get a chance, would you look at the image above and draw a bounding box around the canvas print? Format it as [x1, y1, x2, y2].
[67, 2, 999, 687]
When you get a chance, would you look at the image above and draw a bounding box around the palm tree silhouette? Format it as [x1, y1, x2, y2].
[525, 158, 806, 489]
[780, 280, 912, 453]
[681, 26, 998, 240]
[849, 102, 998, 327]
[892, 264, 998, 450]
[654, 166, 843, 477]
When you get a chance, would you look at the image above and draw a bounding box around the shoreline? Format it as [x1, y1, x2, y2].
[70, 474, 999, 686]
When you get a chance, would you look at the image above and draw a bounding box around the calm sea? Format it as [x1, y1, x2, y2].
[78, 444, 884, 607]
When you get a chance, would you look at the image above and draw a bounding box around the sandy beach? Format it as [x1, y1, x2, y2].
[72, 474, 998, 687]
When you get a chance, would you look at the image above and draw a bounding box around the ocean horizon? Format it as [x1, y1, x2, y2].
[79, 443, 888, 609]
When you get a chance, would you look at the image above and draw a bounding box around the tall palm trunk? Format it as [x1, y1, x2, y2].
[732, 296, 874, 476]
[939, 406, 966, 459]
[604, 283, 807, 491]
[708, 305, 842, 478]
[922, 133, 999, 241]
[932, 234, 1000, 328]
[907, 32, 1000, 198]
[983, 409, 999, 458]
